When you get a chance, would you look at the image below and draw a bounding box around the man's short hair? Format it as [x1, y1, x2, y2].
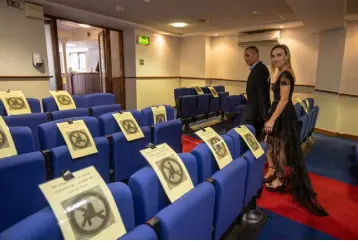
[245, 46, 259, 56]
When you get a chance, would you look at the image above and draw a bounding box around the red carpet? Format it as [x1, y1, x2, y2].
[182, 135, 202, 153]
[181, 134, 358, 239]
[258, 172, 358, 240]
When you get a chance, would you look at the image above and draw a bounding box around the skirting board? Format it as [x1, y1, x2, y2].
[314, 128, 358, 141]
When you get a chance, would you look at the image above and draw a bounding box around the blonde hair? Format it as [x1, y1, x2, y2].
[270, 44, 295, 82]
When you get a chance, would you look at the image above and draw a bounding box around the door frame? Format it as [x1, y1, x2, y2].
[45, 14, 126, 108]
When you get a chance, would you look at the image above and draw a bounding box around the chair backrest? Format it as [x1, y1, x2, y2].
[83, 93, 116, 107]
[4, 113, 48, 151]
[152, 119, 182, 153]
[42, 95, 86, 112]
[225, 94, 246, 112]
[226, 125, 256, 158]
[111, 127, 152, 181]
[0, 182, 141, 239]
[128, 153, 198, 225]
[195, 94, 210, 115]
[9, 126, 36, 154]
[174, 88, 192, 102]
[294, 103, 303, 117]
[240, 143, 267, 205]
[214, 85, 225, 93]
[90, 104, 122, 118]
[298, 115, 308, 142]
[51, 108, 90, 120]
[306, 98, 314, 110]
[0, 152, 46, 232]
[312, 106, 319, 129]
[0, 98, 42, 116]
[38, 116, 99, 150]
[176, 95, 197, 119]
[219, 92, 229, 111]
[141, 105, 175, 126]
[98, 110, 144, 136]
[191, 135, 234, 183]
[49, 137, 110, 182]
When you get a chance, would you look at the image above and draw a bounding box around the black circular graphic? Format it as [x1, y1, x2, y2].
[57, 95, 72, 105]
[245, 133, 259, 150]
[69, 130, 90, 149]
[155, 114, 165, 124]
[210, 137, 227, 158]
[0, 130, 6, 148]
[68, 191, 110, 237]
[7, 97, 25, 110]
[160, 158, 184, 185]
[122, 120, 138, 134]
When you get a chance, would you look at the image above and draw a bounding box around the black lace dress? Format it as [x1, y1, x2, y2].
[266, 70, 328, 217]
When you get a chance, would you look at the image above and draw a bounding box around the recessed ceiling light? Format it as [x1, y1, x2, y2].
[78, 23, 91, 28]
[170, 22, 187, 28]
[214, 34, 218, 36]
[116, 5, 124, 12]
[251, 10, 261, 15]
[280, 25, 283, 28]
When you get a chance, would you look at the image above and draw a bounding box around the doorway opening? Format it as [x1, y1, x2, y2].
[44, 17, 126, 109]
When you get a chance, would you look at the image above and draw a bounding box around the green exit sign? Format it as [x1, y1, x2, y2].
[136, 35, 150, 46]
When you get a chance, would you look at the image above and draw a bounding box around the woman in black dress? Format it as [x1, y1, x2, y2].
[263, 44, 328, 217]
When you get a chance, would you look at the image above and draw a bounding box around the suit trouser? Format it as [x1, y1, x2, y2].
[243, 119, 265, 142]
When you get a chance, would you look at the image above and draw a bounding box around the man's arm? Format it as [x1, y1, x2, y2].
[255, 66, 270, 120]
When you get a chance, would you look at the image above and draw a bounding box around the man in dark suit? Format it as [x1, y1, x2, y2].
[243, 46, 271, 141]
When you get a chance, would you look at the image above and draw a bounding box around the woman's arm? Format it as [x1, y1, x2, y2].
[264, 75, 291, 133]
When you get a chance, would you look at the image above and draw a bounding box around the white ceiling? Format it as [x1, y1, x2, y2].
[57, 20, 102, 32]
[34, 0, 358, 36]
[66, 40, 99, 52]
[44, 0, 299, 34]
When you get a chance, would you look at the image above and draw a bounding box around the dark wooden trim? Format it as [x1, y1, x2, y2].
[105, 29, 113, 93]
[315, 89, 339, 94]
[44, 14, 122, 32]
[118, 30, 126, 109]
[49, 16, 63, 91]
[314, 128, 337, 137]
[339, 93, 358, 98]
[124, 76, 316, 87]
[0, 76, 52, 79]
[338, 132, 358, 141]
[295, 84, 315, 88]
[314, 128, 358, 141]
[125, 76, 180, 79]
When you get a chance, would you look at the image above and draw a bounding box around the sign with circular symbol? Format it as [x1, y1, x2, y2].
[155, 114, 165, 124]
[160, 158, 184, 185]
[69, 130, 90, 149]
[69, 191, 110, 237]
[245, 133, 259, 150]
[122, 120, 138, 134]
[57, 95, 72, 105]
[0, 130, 6, 148]
[7, 97, 25, 110]
[210, 137, 227, 158]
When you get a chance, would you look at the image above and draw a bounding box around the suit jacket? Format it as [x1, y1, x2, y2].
[243, 61, 271, 121]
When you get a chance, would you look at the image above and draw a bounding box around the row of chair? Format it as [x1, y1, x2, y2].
[4, 115, 181, 182]
[223, 94, 247, 129]
[294, 98, 319, 142]
[174, 86, 230, 130]
[3, 105, 180, 152]
[0, 93, 118, 116]
[0, 125, 266, 240]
